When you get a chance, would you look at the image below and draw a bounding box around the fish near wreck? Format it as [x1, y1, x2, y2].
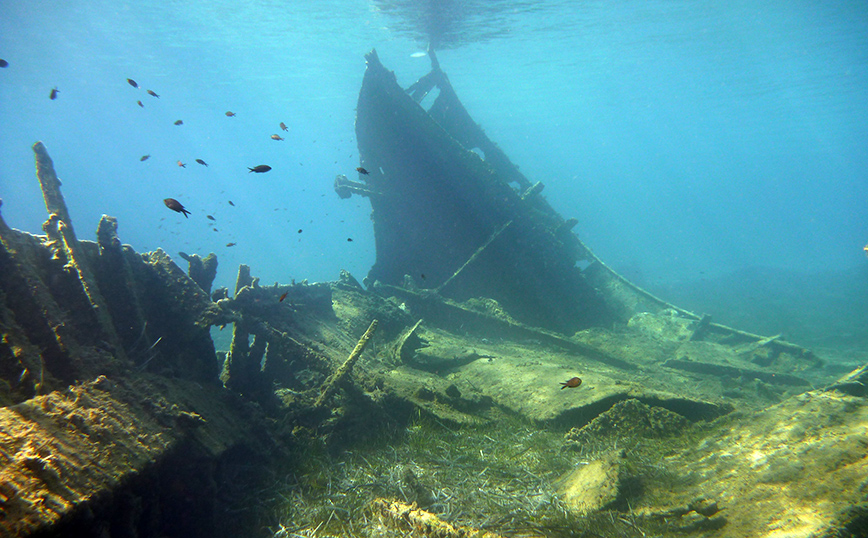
[248, 165, 271, 173]
[163, 198, 191, 218]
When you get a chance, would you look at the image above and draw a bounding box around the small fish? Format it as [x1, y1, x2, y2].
[225, 111, 235, 117]
[248, 165, 272, 173]
[228, 200, 235, 206]
[0, 59, 8, 68]
[226, 242, 236, 247]
[147, 89, 160, 98]
[356, 167, 369, 175]
[174, 119, 183, 125]
[297, 229, 303, 234]
[137, 100, 144, 108]
[212, 228, 219, 232]
[864, 244, 868, 257]
[280, 122, 288, 131]
[278, 292, 288, 302]
[163, 198, 190, 218]
[560, 377, 582, 390]
[195, 159, 208, 167]
[347, 237, 353, 242]
[177, 161, 186, 168]
[127, 78, 138, 88]
[270, 134, 284, 141]
[206, 215, 216, 221]
[49, 87, 59, 100]
[140, 154, 150, 161]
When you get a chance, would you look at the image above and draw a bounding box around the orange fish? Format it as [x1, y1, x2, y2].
[177, 161, 186, 168]
[560, 377, 582, 390]
[356, 167, 369, 175]
[278, 292, 288, 302]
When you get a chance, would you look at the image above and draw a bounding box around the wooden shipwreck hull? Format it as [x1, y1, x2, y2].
[351, 49, 611, 334]
[344, 49, 820, 365]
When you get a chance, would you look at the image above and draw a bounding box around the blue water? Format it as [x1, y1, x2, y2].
[1, 1, 866, 328]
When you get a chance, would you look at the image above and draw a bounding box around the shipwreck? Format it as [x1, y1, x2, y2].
[0, 50, 866, 538]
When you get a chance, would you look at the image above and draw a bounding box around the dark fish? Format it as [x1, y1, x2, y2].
[206, 215, 216, 221]
[127, 78, 138, 88]
[278, 292, 288, 302]
[163, 198, 190, 218]
[347, 237, 353, 242]
[226, 242, 236, 247]
[421, 274, 426, 279]
[0, 59, 8, 68]
[177, 161, 186, 168]
[228, 200, 235, 206]
[356, 167, 369, 175]
[225, 111, 235, 117]
[195, 159, 208, 167]
[280, 122, 288, 131]
[137, 100, 144, 108]
[297, 229, 303, 233]
[560, 377, 582, 390]
[248, 165, 271, 173]
[49, 87, 59, 100]
[174, 119, 183, 125]
[140, 155, 150, 161]
[147, 89, 160, 98]
[270, 134, 284, 141]
[212, 228, 218, 232]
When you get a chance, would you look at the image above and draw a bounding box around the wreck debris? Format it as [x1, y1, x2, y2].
[315, 319, 378, 408]
[221, 265, 256, 393]
[392, 318, 425, 364]
[371, 498, 509, 538]
[177, 251, 218, 294]
[95, 215, 149, 351]
[34, 142, 128, 363]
